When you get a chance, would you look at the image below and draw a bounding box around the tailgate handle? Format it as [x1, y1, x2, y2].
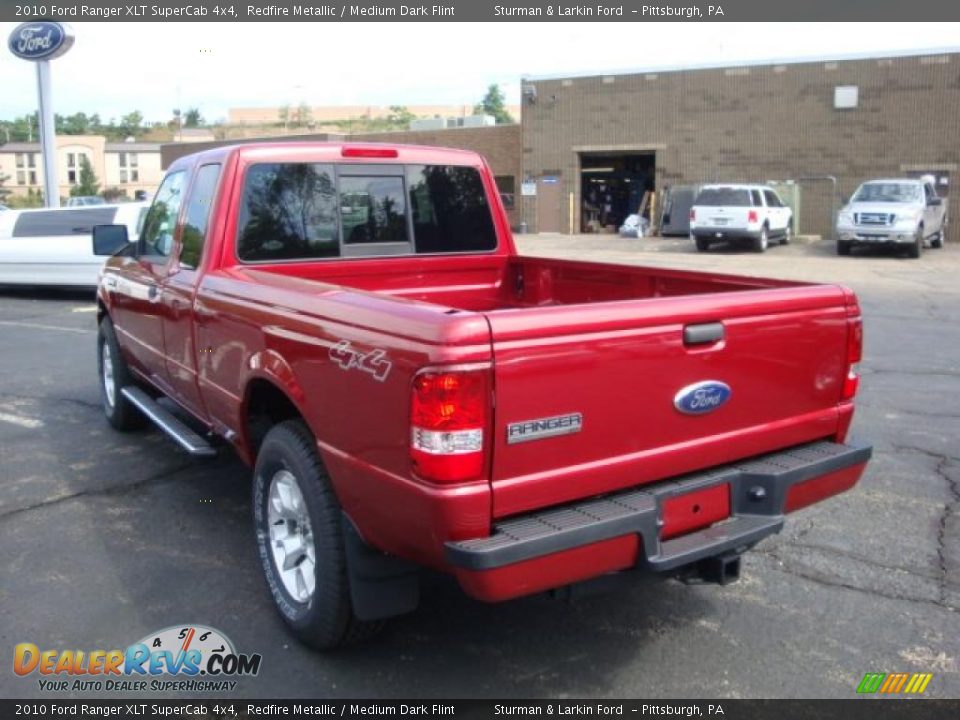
[684, 322, 724, 346]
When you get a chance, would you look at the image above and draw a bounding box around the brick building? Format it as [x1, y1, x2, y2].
[520, 50, 960, 238]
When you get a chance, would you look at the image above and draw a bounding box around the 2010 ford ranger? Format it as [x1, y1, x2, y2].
[92, 143, 872, 649]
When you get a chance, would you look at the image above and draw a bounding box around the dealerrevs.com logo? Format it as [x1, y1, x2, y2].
[14, 625, 262, 693]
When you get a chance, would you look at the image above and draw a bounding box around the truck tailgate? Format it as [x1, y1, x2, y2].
[485, 285, 850, 518]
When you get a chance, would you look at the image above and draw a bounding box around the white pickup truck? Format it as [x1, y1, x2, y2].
[836, 178, 947, 258]
[689, 184, 793, 253]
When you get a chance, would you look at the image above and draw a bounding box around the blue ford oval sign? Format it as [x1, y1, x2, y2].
[8, 22, 74, 62]
[674, 381, 732, 415]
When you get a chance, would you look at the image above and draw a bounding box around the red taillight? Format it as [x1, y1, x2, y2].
[842, 317, 863, 401]
[411, 369, 489, 483]
[747, 210, 759, 223]
[689, 209, 696, 221]
[341, 146, 398, 158]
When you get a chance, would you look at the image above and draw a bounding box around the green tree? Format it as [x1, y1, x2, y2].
[473, 84, 514, 124]
[385, 105, 416, 129]
[184, 108, 204, 127]
[118, 111, 144, 138]
[70, 156, 100, 197]
[294, 102, 312, 128]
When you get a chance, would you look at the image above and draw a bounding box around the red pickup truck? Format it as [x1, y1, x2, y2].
[93, 143, 871, 649]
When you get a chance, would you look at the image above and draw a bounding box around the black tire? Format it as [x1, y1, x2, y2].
[695, 237, 710, 252]
[932, 226, 945, 249]
[97, 316, 145, 431]
[907, 227, 922, 259]
[837, 241, 851, 256]
[752, 226, 769, 253]
[781, 221, 792, 245]
[253, 420, 383, 649]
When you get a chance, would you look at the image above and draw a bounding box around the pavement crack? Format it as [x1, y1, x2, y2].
[0, 462, 198, 524]
[891, 444, 960, 607]
[755, 547, 956, 612]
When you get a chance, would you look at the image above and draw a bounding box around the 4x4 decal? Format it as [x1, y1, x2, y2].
[328, 340, 392, 382]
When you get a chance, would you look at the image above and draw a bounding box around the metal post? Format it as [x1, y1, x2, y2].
[36, 60, 59, 208]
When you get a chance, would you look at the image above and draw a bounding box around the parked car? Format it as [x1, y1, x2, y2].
[93, 142, 871, 649]
[0, 202, 148, 287]
[65, 196, 107, 207]
[689, 184, 793, 252]
[836, 178, 947, 258]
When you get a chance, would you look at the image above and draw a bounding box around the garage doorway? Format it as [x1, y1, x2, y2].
[579, 152, 656, 233]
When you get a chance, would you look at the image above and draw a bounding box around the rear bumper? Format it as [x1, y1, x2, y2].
[691, 227, 761, 241]
[447, 440, 871, 600]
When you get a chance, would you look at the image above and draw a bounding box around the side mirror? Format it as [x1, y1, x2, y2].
[929, 197, 943, 207]
[92, 224, 131, 256]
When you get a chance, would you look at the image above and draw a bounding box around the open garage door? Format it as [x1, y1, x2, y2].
[580, 152, 655, 233]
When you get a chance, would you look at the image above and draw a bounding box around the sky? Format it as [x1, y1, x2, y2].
[1, 22, 959, 124]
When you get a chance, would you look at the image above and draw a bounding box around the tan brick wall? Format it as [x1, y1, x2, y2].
[521, 53, 960, 238]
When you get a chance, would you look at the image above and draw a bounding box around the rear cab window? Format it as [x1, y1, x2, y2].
[236, 161, 497, 262]
[694, 188, 752, 207]
[12, 208, 117, 238]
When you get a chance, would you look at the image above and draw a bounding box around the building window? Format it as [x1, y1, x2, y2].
[120, 170, 128, 184]
[67, 153, 78, 185]
[130, 169, 139, 182]
[16, 171, 25, 185]
[30, 171, 37, 186]
[16, 153, 25, 168]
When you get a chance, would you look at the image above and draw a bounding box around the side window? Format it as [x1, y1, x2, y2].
[139, 171, 186, 258]
[340, 176, 408, 245]
[408, 165, 497, 253]
[751, 189, 764, 207]
[179, 164, 222, 269]
[237, 163, 339, 262]
[763, 190, 781, 208]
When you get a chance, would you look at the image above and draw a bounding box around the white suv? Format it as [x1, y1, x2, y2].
[689, 184, 793, 253]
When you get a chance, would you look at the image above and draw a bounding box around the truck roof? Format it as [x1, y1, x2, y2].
[168, 141, 489, 172]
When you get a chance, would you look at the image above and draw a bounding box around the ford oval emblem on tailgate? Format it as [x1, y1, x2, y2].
[674, 381, 731, 415]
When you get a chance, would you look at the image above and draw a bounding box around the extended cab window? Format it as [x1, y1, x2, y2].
[408, 165, 497, 253]
[140, 171, 186, 258]
[238, 163, 339, 261]
[180, 164, 221, 269]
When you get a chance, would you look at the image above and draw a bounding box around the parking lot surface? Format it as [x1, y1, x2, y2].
[1, 235, 958, 699]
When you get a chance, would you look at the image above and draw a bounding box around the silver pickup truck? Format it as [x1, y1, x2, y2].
[836, 178, 947, 258]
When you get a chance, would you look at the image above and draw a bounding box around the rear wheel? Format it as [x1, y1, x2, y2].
[695, 237, 710, 253]
[932, 225, 945, 249]
[97, 317, 145, 431]
[253, 420, 383, 649]
[781, 222, 792, 245]
[836, 241, 851, 256]
[752, 226, 769, 253]
[907, 227, 923, 259]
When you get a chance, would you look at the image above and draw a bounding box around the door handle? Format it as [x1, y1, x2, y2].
[684, 322, 724, 346]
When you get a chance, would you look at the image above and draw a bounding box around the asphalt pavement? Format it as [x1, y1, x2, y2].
[0, 236, 957, 700]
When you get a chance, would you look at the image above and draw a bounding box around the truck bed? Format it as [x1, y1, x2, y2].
[246, 254, 801, 312]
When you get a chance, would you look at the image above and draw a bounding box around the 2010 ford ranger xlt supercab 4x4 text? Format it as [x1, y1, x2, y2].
[92, 143, 872, 649]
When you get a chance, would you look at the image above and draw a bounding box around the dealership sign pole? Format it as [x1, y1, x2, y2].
[7, 22, 75, 209]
